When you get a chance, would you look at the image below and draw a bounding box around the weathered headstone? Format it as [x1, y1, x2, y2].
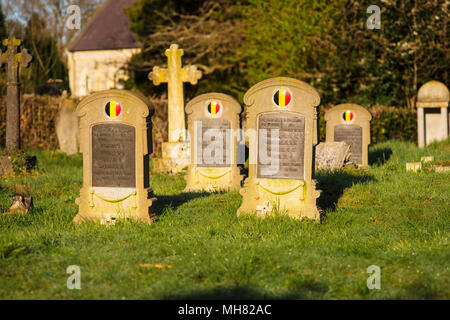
[237, 77, 321, 220]
[324, 104, 372, 166]
[149, 44, 202, 173]
[55, 99, 79, 155]
[74, 90, 157, 224]
[416, 81, 449, 147]
[0, 36, 32, 152]
[184, 93, 243, 192]
[315, 141, 351, 170]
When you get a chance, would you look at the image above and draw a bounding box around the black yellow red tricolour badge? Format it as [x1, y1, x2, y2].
[207, 101, 221, 115]
[342, 110, 354, 122]
[273, 89, 292, 108]
[105, 100, 122, 118]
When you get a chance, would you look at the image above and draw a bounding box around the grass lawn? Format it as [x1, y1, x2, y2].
[0, 139, 449, 299]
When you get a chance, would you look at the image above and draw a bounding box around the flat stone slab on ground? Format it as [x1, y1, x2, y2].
[434, 164, 450, 172]
[421, 156, 435, 163]
[406, 162, 422, 172]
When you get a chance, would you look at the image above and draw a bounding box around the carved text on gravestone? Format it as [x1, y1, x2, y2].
[196, 119, 231, 167]
[257, 113, 305, 179]
[92, 124, 136, 187]
[334, 124, 362, 164]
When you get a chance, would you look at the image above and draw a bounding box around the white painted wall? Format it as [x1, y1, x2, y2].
[67, 48, 140, 97]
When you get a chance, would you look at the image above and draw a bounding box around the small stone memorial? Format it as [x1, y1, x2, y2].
[324, 104, 372, 166]
[55, 99, 79, 155]
[184, 93, 243, 192]
[315, 141, 351, 170]
[237, 77, 321, 220]
[74, 90, 157, 224]
[416, 80, 449, 147]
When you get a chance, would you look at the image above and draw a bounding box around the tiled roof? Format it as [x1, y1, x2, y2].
[68, 0, 141, 52]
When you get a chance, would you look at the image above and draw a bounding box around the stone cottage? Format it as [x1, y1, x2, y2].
[66, 0, 141, 97]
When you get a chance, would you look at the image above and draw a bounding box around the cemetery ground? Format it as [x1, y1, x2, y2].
[0, 140, 448, 300]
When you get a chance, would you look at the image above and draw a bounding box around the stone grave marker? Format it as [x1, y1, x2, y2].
[416, 80, 449, 147]
[55, 98, 79, 155]
[237, 77, 321, 220]
[324, 104, 372, 166]
[315, 141, 351, 170]
[74, 90, 157, 224]
[0, 35, 32, 152]
[149, 44, 202, 173]
[184, 93, 244, 192]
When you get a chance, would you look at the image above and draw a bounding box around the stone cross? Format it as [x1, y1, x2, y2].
[0, 35, 32, 152]
[148, 44, 202, 143]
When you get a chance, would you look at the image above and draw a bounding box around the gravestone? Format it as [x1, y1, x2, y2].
[74, 90, 157, 224]
[315, 141, 351, 170]
[0, 35, 32, 152]
[416, 81, 449, 147]
[324, 104, 372, 166]
[184, 93, 243, 192]
[237, 77, 321, 220]
[55, 99, 79, 155]
[149, 44, 202, 173]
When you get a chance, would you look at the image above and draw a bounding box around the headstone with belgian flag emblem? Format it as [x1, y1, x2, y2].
[237, 77, 322, 220]
[184, 93, 243, 192]
[73, 90, 157, 224]
[324, 103, 372, 166]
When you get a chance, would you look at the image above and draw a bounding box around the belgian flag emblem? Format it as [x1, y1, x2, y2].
[105, 100, 122, 118]
[342, 110, 354, 122]
[273, 89, 291, 107]
[207, 101, 221, 115]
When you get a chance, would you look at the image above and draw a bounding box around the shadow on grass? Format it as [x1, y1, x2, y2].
[369, 147, 392, 166]
[161, 282, 328, 299]
[153, 192, 213, 217]
[402, 280, 443, 299]
[316, 170, 375, 215]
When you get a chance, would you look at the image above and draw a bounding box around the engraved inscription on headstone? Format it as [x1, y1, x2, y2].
[92, 124, 136, 187]
[257, 113, 305, 179]
[196, 119, 231, 167]
[334, 125, 362, 164]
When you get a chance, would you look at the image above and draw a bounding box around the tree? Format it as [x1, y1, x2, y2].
[20, 12, 67, 94]
[318, 0, 449, 107]
[125, 0, 245, 98]
[237, 0, 449, 107]
[0, 3, 8, 95]
[1, 0, 105, 50]
[236, 0, 339, 96]
[125, 0, 448, 108]
[0, 3, 7, 41]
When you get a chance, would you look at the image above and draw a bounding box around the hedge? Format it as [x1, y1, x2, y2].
[0, 95, 417, 152]
[0, 94, 61, 150]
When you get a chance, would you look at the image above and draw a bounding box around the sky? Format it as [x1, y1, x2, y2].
[1, 0, 27, 24]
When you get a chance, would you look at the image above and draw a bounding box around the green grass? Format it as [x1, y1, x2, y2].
[0, 140, 449, 299]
